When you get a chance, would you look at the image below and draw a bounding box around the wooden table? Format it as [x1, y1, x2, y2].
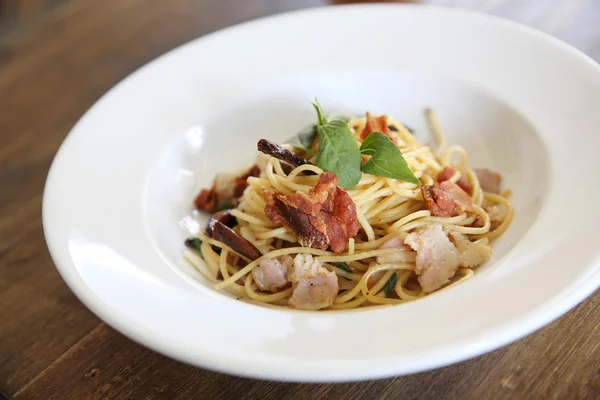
[1, 1, 599, 399]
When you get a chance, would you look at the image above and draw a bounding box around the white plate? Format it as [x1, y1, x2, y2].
[43, 4, 600, 381]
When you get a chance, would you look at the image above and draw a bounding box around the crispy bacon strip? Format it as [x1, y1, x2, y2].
[421, 180, 473, 217]
[437, 166, 473, 194]
[264, 172, 360, 254]
[194, 165, 260, 213]
[360, 112, 398, 144]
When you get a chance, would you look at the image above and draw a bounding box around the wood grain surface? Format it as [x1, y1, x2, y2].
[1, 1, 599, 399]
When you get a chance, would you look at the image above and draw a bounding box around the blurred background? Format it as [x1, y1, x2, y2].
[1, 0, 598, 58]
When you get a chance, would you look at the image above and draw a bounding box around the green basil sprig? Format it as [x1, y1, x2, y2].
[184, 237, 203, 255]
[311, 99, 420, 189]
[360, 132, 420, 185]
[284, 124, 318, 153]
[216, 202, 234, 211]
[285, 115, 350, 153]
[313, 100, 362, 189]
[337, 262, 352, 273]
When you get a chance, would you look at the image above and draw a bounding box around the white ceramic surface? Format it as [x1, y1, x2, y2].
[43, 4, 600, 382]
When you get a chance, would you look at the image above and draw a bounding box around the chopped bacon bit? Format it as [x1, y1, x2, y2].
[360, 112, 398, 144]
[194, 165, 260, 212]
[447, 231, 491, 269]
[264, 172, 360, 254]
[405, 224, 461, 293]
[193, 189, 216, 213]
[288, 254, 338, 310]
[264, 194, 329, 249]
[485, 204, 505, 230]
[437, 166, 472, 194]
[375, 235, 411, 264]
[235, 165, 260, 197]
[252, 257, 291, 293]
[435, 166, 454, 183]
[475, 168, 501, 194]
[472, 203, 505, 229]
[421, 180, 473, 217]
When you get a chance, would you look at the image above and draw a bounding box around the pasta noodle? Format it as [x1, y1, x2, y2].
[184, 110, 513, 310]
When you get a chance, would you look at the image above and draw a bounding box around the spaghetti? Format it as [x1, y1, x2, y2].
[184, 109, 513, 310]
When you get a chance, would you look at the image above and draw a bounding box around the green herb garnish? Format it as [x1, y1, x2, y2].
[285, 116, 349, 153]
[359, 132, 419, 185]
[216, 202, 234, 210]
[383, 272, 398, 297]
[184, 237, 203, 255]
[313, 100, 362, 189]
[337, 262, 352, 273]
[309, 100, 420, 189]
[336, 262, 353, 281]
[284, 124, 318, 153]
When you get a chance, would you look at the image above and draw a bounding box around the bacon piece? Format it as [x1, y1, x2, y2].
[405, 224, 461, 293]
[264, 194, 329, 250]
[437, 166, 472, 194]
[194, 165, 260, 213]
[475, 168, 501, 194]
[473, 201, 506, 229]
[252, 256, 292, 293]
[485, 204, 505, 230]
[288, 254, 338, 310]
[264, 172, 360, 254]
[421, 181, 473, 217]
[375, 235, 412, 264]
[360, 112, 398, 144]
[448, 231, 491, 269]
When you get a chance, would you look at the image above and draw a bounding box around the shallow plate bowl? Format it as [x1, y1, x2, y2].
[43, 4, 600, 382]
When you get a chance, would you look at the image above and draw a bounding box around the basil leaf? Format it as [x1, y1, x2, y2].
[359, 132, 420, 185]
[329, 114, 350, 124]
[313, 99, 328, 125]
[285, 113, 349, 153]
[284, 123, 317, 152]
[383, 272, 398, 297]
[185, 237, 203, 255]
[337, 262, 352, 273]
[313, 101, 362, 189]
